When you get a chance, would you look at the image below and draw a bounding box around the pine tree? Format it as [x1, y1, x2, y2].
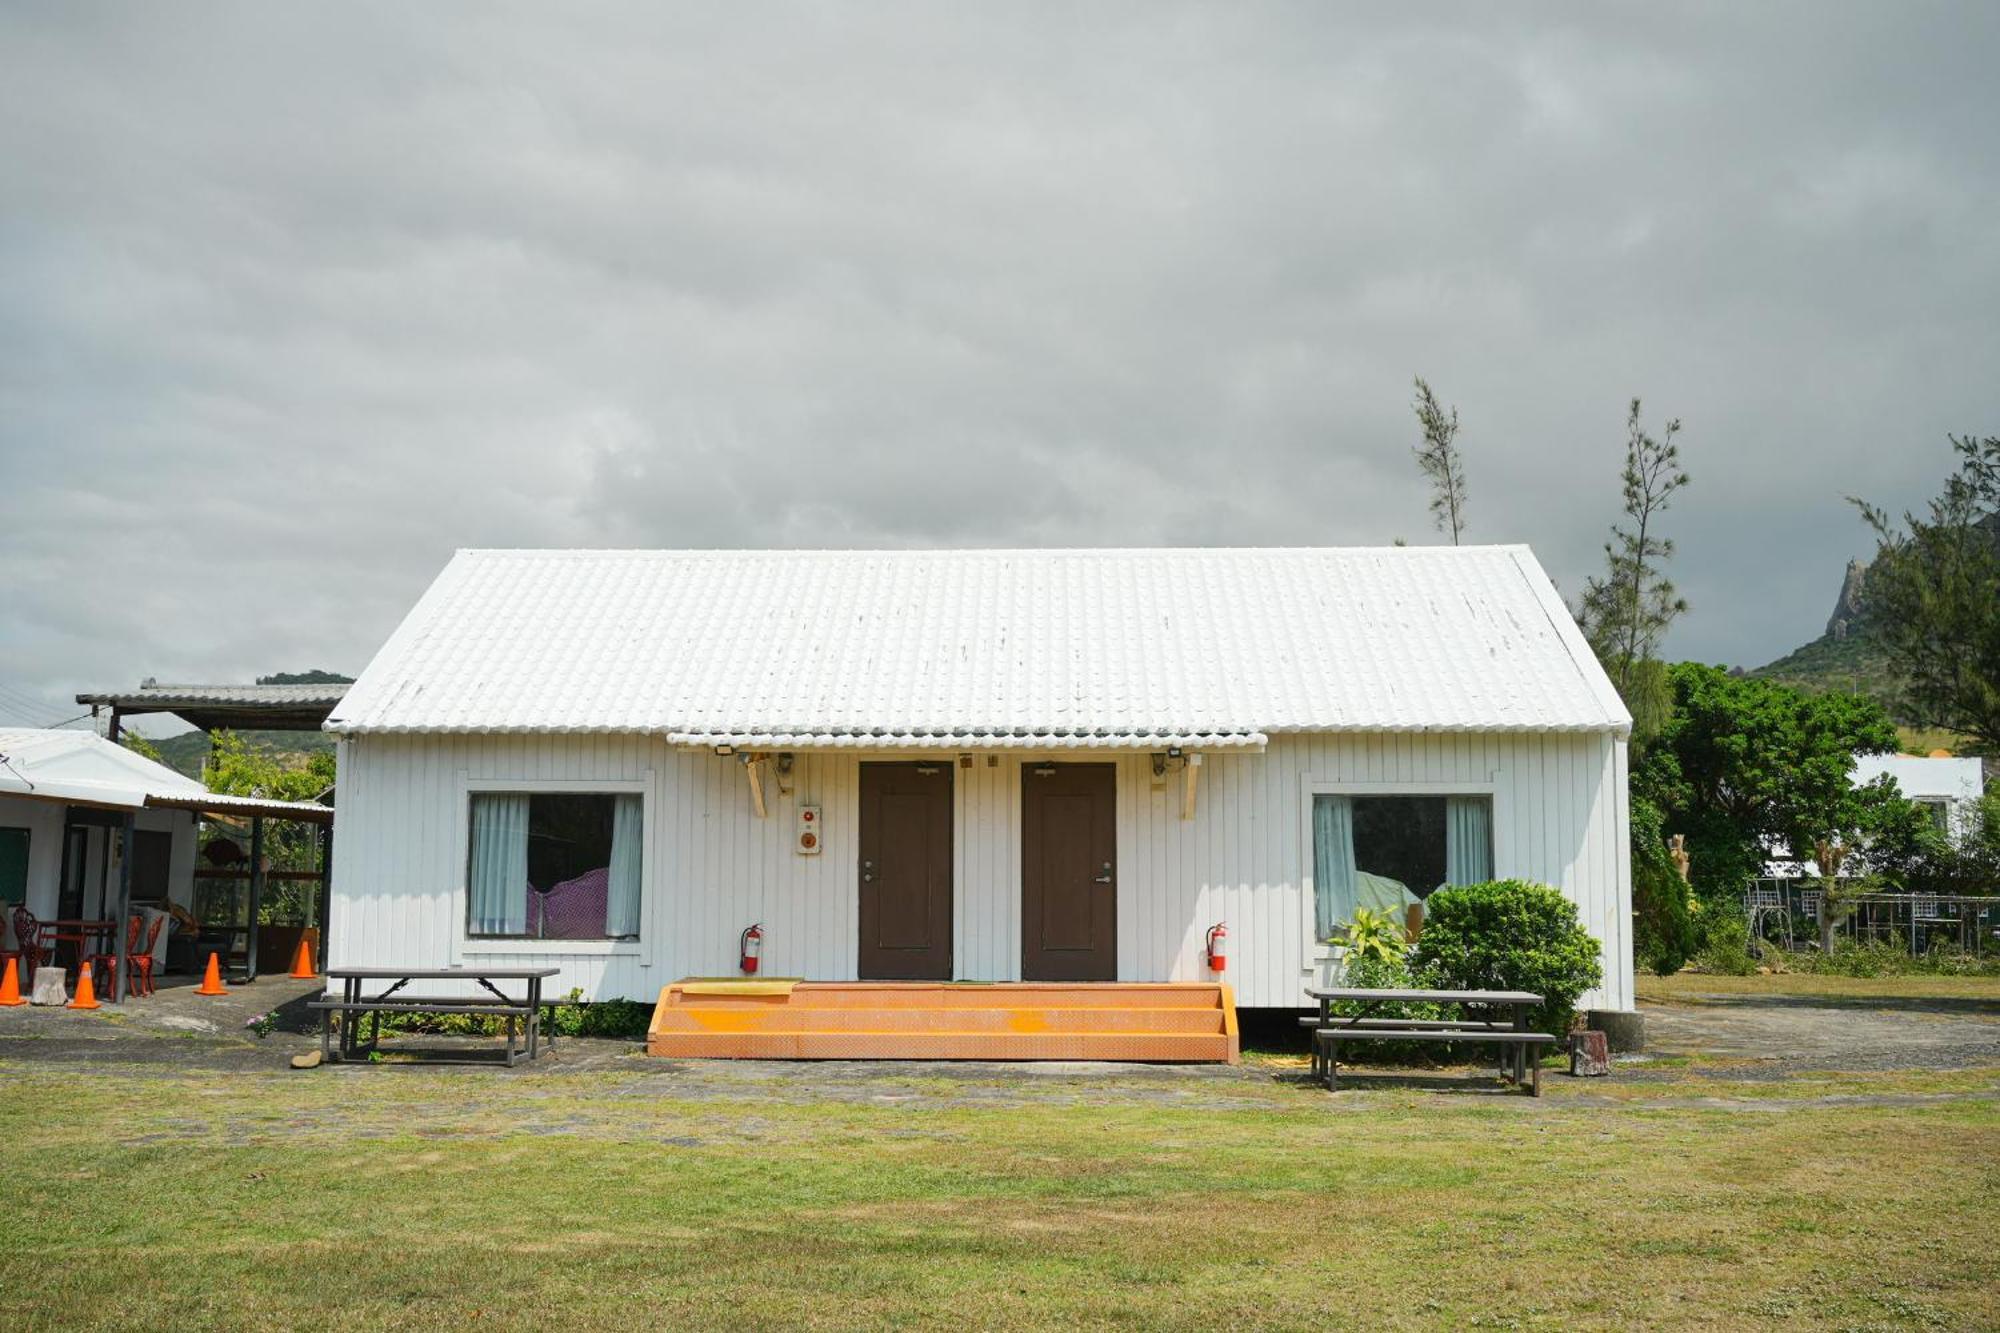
[1577, 399, 1690, 735]
[1411, 376, 1468, 544]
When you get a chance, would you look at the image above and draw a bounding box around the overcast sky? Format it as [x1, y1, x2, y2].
[2, 4, 1994, 733]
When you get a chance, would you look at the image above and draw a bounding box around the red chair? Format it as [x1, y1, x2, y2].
[127, 914, 165, 997]
[91, 916, 152, 1000]
[7, 907, 49, 982]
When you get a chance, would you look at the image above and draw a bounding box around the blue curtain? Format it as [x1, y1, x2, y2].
[1313, 795, 1358, 939]
[1445, 796, 1492, 886]
[605, 794, 643, 938]
[468, 794, 530, 935]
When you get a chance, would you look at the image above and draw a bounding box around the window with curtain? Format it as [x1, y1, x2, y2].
[466, 792, 643, 940]
[1313, 794, 1492, 940]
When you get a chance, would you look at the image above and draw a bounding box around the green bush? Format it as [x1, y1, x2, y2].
[365, 992, 654, 1042]
[1327, 949, 1446, 1062]
[1692, 915, 1758, 976]
[1411, 879, 1603, 1035]
[1331, 907, 1406, 965]
[1789, 938, 2000, 979]
[1330, 949, 1444, 1024]
[552, 997, 654, 1039]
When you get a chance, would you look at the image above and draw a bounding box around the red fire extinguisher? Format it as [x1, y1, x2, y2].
[740, 923, 764, 975]
[1205, 921, 1227, 973]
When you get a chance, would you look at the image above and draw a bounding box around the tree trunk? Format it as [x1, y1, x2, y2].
[1819, 900, 1837, 955]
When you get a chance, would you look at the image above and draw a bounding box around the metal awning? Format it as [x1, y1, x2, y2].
[75, 682, 347, 734]
[142, 791, 334, 824]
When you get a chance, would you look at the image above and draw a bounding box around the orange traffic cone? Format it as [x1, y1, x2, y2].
[67, 960, 101, 1010]
[288, 936, 317, 980]
[195, 949, 229, 996]
[0, 957, 23, 1006]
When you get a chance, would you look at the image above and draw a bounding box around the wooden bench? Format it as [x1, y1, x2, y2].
[1311, 1027, 1557, 1095]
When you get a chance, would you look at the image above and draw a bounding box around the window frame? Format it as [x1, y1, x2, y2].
[1916, 797, 1952, 839]
[1297, 776, 1500, 970]
[455, 776, 653, 960]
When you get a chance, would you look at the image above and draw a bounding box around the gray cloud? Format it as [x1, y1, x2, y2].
[2, 3, 1995, 729]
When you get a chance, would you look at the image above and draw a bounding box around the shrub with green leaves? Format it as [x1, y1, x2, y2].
[1331, 907, 1406, 966]
[1411, 879, 1603, 1034]
[1692, 915, 1758, 977]
[367, 992, 654, 1042]
[1328, 948, 1446, 1058]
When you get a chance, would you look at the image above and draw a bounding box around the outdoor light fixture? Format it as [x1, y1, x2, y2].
[714, 744, 735, 757]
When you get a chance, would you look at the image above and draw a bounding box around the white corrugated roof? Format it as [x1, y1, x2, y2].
[0, 728, 207, 807]
[0, 728, 333, 821]
[330, 547, 1629, 744]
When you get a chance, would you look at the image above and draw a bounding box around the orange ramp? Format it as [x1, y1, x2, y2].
[646, 981, 1238, 1063]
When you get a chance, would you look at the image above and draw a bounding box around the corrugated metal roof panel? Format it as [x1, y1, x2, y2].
[328, 547, 1631, 740]
[75, 683, 349, 707]
[0, 728, 333, 820]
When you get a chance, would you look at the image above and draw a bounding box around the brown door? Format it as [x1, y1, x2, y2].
[1021, 763, 1117, 981]
[858, 762, 954, 980]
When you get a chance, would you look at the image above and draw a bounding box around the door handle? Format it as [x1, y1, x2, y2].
[861, 859, 875, 883]
[1092, 862, 1113, 884]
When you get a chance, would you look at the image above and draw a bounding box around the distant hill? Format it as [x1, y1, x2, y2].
[138, 669, 351, 778]
[148, 728, 335, 780]
[256, 670, 353, 686]
[1751, 516, 1996, 724]
[1749, 559, 1904, 708]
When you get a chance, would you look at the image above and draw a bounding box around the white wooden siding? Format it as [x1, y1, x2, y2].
[328, 731, 1633, 1011]
[0, 795, 198, 928]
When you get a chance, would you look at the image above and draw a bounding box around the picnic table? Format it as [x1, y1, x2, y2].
[1303, 986, 1554, 1095]
[43, 919, 115, 977]
[311, 967, 562, 1066]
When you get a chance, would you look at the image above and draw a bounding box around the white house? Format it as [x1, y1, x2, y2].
[0, 728, 331, 994]
[324, 546, 1636, 1014]
[1852, 754, 1987, 843]
[1762, 752, 1989, 880]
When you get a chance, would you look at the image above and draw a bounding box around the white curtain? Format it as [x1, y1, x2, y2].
[1313, 795, 1358, 940]
[605, 793, 643, 938]
[1445, 796, 1492, 886]
[468, 794, 530, 935]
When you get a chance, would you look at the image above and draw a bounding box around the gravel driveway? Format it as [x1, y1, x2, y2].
[4, 975, 1996, 1106]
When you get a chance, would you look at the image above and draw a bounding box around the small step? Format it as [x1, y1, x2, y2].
[649, 1005, 1228, 1035]
[645, 1028, 1238, 1062]
[647, 980, 1240, 1063]
[672, 983, 1227, 1011]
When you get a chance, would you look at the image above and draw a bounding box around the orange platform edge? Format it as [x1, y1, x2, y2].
[646, 980, 1240, 1063]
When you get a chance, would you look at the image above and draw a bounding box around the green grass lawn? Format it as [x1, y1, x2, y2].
[3, 1059, 1996, 1330]
[1639, 971, 2000, 1002]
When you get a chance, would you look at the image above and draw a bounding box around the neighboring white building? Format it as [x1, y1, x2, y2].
[324, 547, 1636, 1012]
[1852, 754, 1987, 843]
[0, 728, 330, 990]
[1764, 753, 1990, 879]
